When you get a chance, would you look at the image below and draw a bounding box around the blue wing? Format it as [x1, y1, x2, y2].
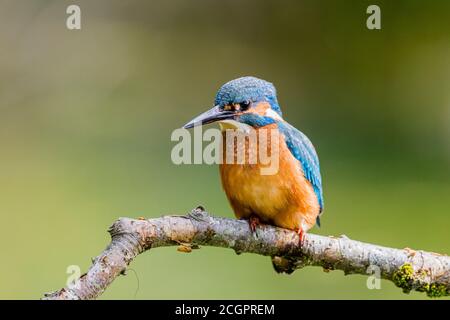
[277, 121, 324, 222]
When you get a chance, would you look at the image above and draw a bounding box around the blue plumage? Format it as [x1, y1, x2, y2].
[277, 121, 324, 217]
[238, 113, 276, 127]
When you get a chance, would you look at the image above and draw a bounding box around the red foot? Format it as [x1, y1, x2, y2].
[248, 215, 261, 233]
[297, 228, 305, 247]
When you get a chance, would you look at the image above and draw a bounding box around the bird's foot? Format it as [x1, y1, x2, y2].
[297, 228, 305, 247]
[248, 215, 261, 233]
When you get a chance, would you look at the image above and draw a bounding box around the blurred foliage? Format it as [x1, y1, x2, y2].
[0, 0, 449, 299]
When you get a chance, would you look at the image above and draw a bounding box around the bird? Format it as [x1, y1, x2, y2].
[183, 76, 323, 244]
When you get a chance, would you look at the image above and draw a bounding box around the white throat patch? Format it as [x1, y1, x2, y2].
[219, 120, 253, 133]
[264, 108, 283, 121]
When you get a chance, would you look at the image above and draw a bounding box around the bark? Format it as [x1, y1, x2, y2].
[43, 207, 450, 300]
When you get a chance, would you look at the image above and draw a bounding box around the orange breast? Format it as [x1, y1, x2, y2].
[219, 125, 320, 233]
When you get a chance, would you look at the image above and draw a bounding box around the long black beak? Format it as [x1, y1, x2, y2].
[183, 105, 235, 129]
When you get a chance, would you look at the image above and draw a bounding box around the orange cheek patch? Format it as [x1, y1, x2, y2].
[243, 102, 271, 116]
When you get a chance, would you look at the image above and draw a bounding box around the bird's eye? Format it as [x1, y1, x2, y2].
[223, 101, 250, 112]
[239, 100, 251, 110]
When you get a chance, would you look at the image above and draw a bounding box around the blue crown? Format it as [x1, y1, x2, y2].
[214, 76, 282, 115]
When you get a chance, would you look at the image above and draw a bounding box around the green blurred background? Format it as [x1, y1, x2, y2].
[0, 0, 449, 299]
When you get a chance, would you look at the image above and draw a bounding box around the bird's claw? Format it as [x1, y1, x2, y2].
[297, 228, 305, 247]
[248, 215, 261, 233]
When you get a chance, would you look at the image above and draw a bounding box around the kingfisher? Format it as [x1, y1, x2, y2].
[183, 76, 323, 243]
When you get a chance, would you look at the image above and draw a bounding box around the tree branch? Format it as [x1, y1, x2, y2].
[43, 207, 450, 300]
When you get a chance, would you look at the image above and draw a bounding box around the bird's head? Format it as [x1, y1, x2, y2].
[183, 76, 283, 131]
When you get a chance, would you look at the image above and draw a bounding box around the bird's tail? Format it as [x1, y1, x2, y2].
[271, 256, 296, 274]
